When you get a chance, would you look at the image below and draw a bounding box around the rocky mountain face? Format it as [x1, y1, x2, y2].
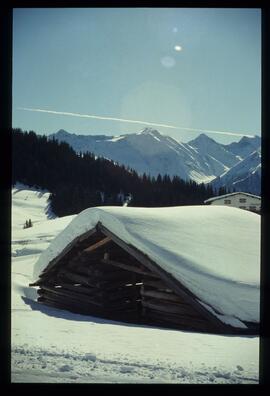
[210, 148, 261, 196]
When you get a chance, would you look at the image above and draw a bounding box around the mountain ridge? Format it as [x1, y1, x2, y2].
[49, 128, 261, 194]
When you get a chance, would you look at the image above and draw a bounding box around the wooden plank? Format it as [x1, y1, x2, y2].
[103, 286, 141, 302]
[45, 281, 99, 297]
[57, 276, 133, 291]
[101, 258, 158, 278]
[141, 299, 200, 317]
[57, 270, 93, 286]
[78, 269, 132, 284]
[141, 278, 170, 290]
[37, 295, 102, 316]
[144, 310, 211, 331]
[97, 222, 227, 332]
[40, 236, 83, 274]
[33, 227, 98, 283]
[58, 267, 124, 284]
[99, 280, 135, 291]
[83, 236, 111, 253]
[38, 293, 96, 313]
[44, 280, 141, 302]
[39, 284, 141, 311]
[67, 263, 129, 281]
[39, 296, 140, 322]
[38, 296, 86, 314]
[29, 268, 59, 287]
[38, 285, 104, 307]
[141, 288, 186, 303]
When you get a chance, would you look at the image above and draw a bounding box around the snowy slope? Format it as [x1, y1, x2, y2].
[12, 187, 259, 383]
[12, 183, 55, 230]
[34, 206, 260, 327]
[211, 149, 261, 195]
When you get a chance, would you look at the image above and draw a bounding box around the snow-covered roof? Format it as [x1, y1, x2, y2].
[33, 205, 260, 328]
[204, 192, 261, 203]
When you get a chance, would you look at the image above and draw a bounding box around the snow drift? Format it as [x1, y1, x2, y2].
[33, 205, 260, 328]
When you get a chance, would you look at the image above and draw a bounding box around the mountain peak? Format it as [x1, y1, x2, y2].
[55, 129, 70, 136]
[239, 135, 261, 144]
[197, 133, 215, 141]
[188, 133, 216, 146]
[139, 128, 162, 137]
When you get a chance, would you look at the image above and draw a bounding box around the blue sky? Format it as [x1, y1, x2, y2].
[13, 8, 261, 144]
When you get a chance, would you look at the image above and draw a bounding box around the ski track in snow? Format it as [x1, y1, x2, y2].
[11, 346, 258, 384]
[11, 185, 260, 384]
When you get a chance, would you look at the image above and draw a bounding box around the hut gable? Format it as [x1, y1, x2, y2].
[30, 206, 260, 335]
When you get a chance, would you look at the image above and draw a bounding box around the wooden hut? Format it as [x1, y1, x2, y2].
[30, 207, 259, 335]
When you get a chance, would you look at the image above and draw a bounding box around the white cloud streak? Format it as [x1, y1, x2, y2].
[17, 107, 257, 138]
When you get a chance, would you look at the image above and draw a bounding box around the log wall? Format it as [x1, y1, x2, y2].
[34, 230, 219, 333]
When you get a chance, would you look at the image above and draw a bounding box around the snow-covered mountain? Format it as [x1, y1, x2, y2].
[224, 135, 261, 160]
[211, 149, 261, 196]
[49, 128, 261, 193]
[50, 129, 209, 183]
[188, 133, 239, 176]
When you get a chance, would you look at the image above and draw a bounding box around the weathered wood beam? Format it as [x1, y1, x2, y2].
[83, 236, 111, 253]
[66, 263, 128, 281]
[58, 267, 130, 286]
[97, 222, 227, 332]
[32, 227, 98, 284]
[141, 288, 187, 303]
[46, 280, 99, 297]
[38, 285, 104, 307]
[144, 310, 211, 332]
[38, 296, 140, 321]
[141, 299, 201, 317]
[39, 283, 141, 311]
[57, 270, 94, 287]
[141, 278, 170, 290]
[44, 280, 141, 302]
[37, 294, 102, 315]
[101, 258, 159, 278]
[29, 268, 59, 287]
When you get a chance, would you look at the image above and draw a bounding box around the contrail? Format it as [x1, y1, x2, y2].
[17, 107, 257, 138]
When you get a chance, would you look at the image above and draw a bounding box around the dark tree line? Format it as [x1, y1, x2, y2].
[12, 128, 221, 217]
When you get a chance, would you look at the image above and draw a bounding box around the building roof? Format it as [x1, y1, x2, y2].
[33, 205, 260, 330]
[204, 192, 261, 204]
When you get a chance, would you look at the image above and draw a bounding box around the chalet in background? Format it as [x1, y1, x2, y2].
[204, 192, 261, 213]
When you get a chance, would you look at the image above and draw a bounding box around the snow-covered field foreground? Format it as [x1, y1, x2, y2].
[11, 185, 259, 383]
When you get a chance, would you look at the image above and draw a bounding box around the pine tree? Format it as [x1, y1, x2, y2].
[23, 219, 33, 229]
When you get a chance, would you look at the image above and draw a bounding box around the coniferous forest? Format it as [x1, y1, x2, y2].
[12, 128, 221, 217]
